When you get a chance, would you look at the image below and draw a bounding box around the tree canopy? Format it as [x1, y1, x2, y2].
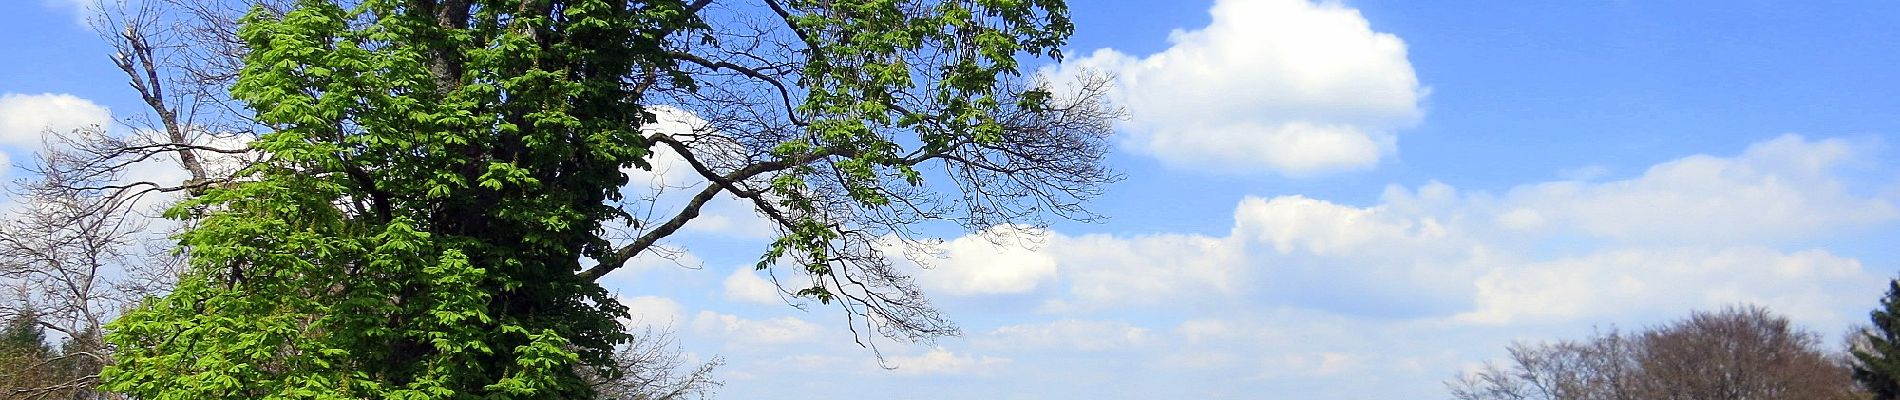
[99, 0, 1113, 398]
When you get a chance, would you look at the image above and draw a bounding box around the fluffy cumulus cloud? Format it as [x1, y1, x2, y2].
[916, 135, 1891, 326]
[894, 225, 1060, 296]
[0, 93, 111, 148]
[722, 267, 783, 305]
[1048, 0, 1422, 175]
[1049, 232, 1247, 309]
[895, 226, 1246, 308]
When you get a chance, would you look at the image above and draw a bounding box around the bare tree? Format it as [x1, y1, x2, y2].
[0, 137, 159, 399]
[1450, 305, 1867, 400]
[1449, 329, 1642, 400]
[0, 0, 254, 395]
[582, 326, 724, 400]
[1637, 306, 1857, 399]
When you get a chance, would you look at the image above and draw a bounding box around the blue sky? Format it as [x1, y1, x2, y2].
[5, 0, 1900, 398]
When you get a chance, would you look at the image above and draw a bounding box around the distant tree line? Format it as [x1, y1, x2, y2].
[1453, 276, 1900, 400]
[1449, 305, 1862, 400]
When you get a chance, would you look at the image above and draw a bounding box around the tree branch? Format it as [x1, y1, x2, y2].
[669, 51, 806, 126]
[579, 132, 851, 280]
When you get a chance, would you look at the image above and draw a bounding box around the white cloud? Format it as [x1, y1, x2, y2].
[690, 311, 819, 345]
[911, 198, 1460, 312]
[1459, 247, 1874, 326]
[0, 93, 111, 148]
[110, 129, 260, 216]
[619, 295, 685, 327]
[187, 132, 259, 178]
[920, 193, 1477, 313]
[622, 106, 775, 240]
[1231, 135, 1887, 320]
[1140, 311, 1472, 380]
[1233, 195, 1454, 257]
[598, 249, 708, 291]
[1229, 194, 1497, 315]
[1498, 134, 1896, 243]
[1050, 232, 1247, 309]
[898, 225, 1060, 296]
[723, 267, 783, 305]
[980, 319, 1153, 352]
[884, 347, 1010, 375]
[914, 135, 1890, 324]
[626, 106, 710, 190]
[1049, 0, 1422, 175]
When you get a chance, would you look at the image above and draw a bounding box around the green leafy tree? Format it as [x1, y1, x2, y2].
[1856, 279, 1900, 399]
[102, 0, 1113, 398]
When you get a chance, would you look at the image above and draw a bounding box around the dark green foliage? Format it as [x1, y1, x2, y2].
[1857, 279, 1900, 399]
[1, 309, 59, 395]
[0, 311, 49, 360]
